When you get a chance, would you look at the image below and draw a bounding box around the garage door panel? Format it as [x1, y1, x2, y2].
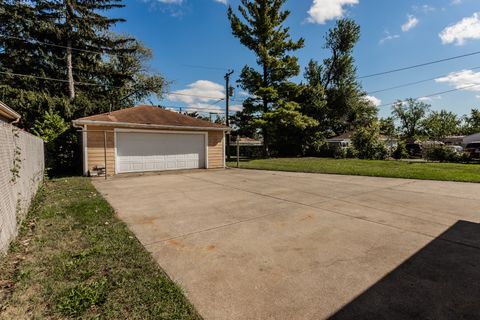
[116, 132, 206, 173]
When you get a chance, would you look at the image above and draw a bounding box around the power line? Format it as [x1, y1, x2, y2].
[0, 70, 232, 100]
[1, 35, 232, 72]
[181, 64, 228, 71]
[377, 83, 480, 108]
[359, 50, 480, 79]
[165, 92, 225, 100]
[6, 68, 478, 112]
[164, 105, 235, 114]
[0, 70, 109, 87]
[0, 35, 109, 55]
[368, 66, 480, 94]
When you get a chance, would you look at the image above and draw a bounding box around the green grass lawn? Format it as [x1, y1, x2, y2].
[228, 158, 480, 183]
[0, 178, 200, 320]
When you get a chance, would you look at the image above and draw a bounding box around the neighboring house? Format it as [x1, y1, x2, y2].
[463, 133, 480, 146]
[441, 136, 465, 146]
[326, 132, 353, 149]
[0, 101, 21, 123]
[72, 105, 231, 176]
[326, 131, 398, 149]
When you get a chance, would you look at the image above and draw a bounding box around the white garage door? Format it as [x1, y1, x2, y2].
[116, 131, 206, 173]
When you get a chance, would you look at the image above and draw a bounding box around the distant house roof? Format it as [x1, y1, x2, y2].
[326, 132, 354, 143]
[326, 131, 398, 143]
[0, 101, 21, 123]
[464, 132, 480, 144]
[73, 105, 230, 131]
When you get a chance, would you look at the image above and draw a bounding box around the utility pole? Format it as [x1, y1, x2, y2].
[224, 69, 234, 160]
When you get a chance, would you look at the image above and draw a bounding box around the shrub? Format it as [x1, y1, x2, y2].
[393, 142, 409, 160]
[424, 146, 459, 163]
[334, 147, 348, 159]
[459, 152, 472, 164]
[345, 146, 358, 159]
[317, 143, 336, 158]
[352, 123, 388, 160]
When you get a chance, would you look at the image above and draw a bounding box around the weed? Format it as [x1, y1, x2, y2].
[55, 278, 108, 317]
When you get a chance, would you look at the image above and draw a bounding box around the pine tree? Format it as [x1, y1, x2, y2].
[0, 0, 165, 127]
[35, 0, 130, 100]
[228, 0, 315, 155]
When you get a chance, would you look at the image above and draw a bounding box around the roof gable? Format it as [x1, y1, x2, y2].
[73, 105, 229, 130]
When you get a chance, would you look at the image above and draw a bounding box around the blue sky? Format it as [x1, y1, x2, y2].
[110, 0, 480, 118]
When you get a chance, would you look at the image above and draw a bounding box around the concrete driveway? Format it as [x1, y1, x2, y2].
[93, 169, 480, 320]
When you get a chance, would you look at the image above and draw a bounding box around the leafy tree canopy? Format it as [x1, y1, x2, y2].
[423, 110, 460, 140]
[392, 98, 430, 141]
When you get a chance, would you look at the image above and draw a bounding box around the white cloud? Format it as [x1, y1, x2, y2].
[476, 95, 480, 99]
[451, 0, 462, 5]
[230, 105, 244, 112]
[402, 15, 419, 32]
[213, 0, 227, 4]
[435, 69, 480, 91]
[439, 12, 480, 45]
[157, 0, 183, 4]
[307, 0, 359, 24]
[379, 32, 400, 44]
[412, 4, 435, 13]
[167, 80, 225, 111]
[364, 95, 382, 107]
[418, 95, 442, 102]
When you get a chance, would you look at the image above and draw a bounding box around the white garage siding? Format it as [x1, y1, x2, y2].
[115, 130, 207, 173]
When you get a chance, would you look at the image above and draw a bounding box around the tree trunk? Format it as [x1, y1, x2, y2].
[66, 39, 75, 100]
[65, 0, 75, 100]
[262, 63, 269, 157]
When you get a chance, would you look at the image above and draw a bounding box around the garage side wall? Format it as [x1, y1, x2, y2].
[85, 125, 115, 175]
[208, 131, 224, 168]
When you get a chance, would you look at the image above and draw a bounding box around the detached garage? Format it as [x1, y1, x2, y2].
[72, 105, 230, 176]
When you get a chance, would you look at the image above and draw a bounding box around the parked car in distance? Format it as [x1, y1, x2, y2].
[406, 143, 422, 157]
[445, 145, 464, 153]
[465, 142, 480, 159]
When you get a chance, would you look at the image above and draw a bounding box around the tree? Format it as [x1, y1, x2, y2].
[423, 110, 460, 140]
[351, 121, 387, 160]
[462, 109, 480, 135]
[0, 0, 165, 128]
[379, 117, 396, 137]
[32, 109, 68, 142]
[305, 19, 375, 135]
[228, 0, 314, 155]
[0, 0, 165, 176]
[298, 60, 329, 154]
[391, 98, 430, 141]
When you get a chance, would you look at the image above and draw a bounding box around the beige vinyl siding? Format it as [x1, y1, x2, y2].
[86, 125, 115, 175]
[84, 125, 225, 175]
[208, 131, 224, 168]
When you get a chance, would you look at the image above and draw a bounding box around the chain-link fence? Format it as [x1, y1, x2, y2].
[0, 122, 44, 255]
